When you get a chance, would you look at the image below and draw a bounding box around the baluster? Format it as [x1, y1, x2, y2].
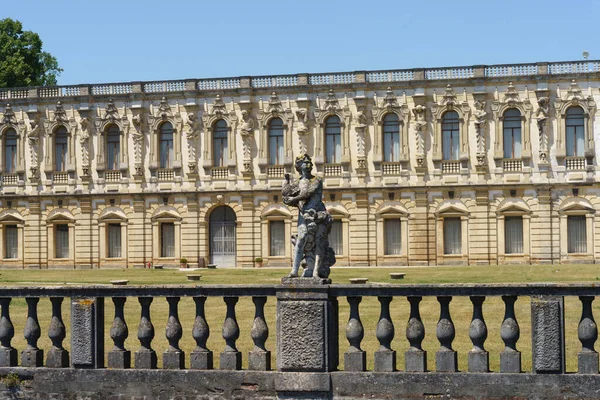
[405, 296, 426, 372]
[134, 297, 157, 369]
[191, 296, 213, 369]
[344, 296, 365, 371]
[220, 296, 241, 370]
[163, 297, 184, 369]
[47, 297, 69, 367]
[0, 298, 16, 366]
[374, 296, 395, 372]
[468, 296, 488, 372]
[500, 295, 521, 373]
[436, 296, 457, 372]
[578, 296, 598, 374]
[108, 297, 130, 369]
[249, 296, 270, 370]
[22, 297, 43, 367]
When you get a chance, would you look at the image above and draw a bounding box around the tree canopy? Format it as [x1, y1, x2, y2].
[0, 18, 63, 88]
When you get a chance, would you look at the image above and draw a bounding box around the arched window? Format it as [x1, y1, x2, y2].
[213, 119, 228, 167]
[325, 115, 341, 163]
[268, 118, 284, 165]
[442, 111, 459, 160]
[4, 128, 17, 173]
[159, 122, 174, 169]
[566, 106, 585, 157]
[383, 114, 400, 162]
[106, 125, 120, 171]
[503, 109, 522, 159]
[55, 126, 68, 171]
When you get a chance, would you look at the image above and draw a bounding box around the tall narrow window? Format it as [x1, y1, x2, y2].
[159, 122, 174, 169]
[161, 222, 175, 257]
[503, 109, 522, 159]
[383, 114, 400, 162]
[55, 224, 69, 259]
[268, 118, 284, 165]
[55, 126, 68, 171]
[4, 128, 17, 173]
[504, 216, 523, 254]
[106, 125, 120, 171]
[384, 218, 401, 255]
[325, 116, 341, 163]
[443, 217, 462, 254]
[269, 220, 285, 256]
[329, 220, 343, 256]
[107, 223, 122, 258]
[566, 106, 585, 157]
[213, 119, 228, 167]
[568, 215, 587, 253]
[442, 111, 460, 160]
[4, 225, 17, 259]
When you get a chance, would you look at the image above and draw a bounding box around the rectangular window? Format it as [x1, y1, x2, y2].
[329, 220, 343, 256]
[326, 135, 341, 164]
[504, 216, 523, 254]
[384, 218, 401, 255]
[4, 225, 18, 259]
[269, 135, 284, 165]
[269, 220, 285, 256]
[568, 215, 587, 253]
[55, 137, 68, 171]
[161, 222, 175, 258]
[107, 223, 122, 258]
[566, 125, 585, 157]
[55, 224, 69, 259]
[383, 131, 400, 163]
[443, 217, 462, 255]
[4, 142, 17, 173]
[107, 136, 120, 170]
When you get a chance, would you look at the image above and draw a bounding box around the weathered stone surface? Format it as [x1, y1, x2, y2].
[249, 350, 271, 371]
[436, 350, 457, 372]
[46, 348, 69, 368]
[374, 350, 396, 372]
[21, 348, 43, 367]
[468, 350, 489, 372]
[190, 350, 213, 369]
[532, 295, 565, 373]
[107, 349, 130, 369]
[0, 348, 16, 367]
[71, 297, 104, 368]
[220, 351, 241, 370]
[134, 349, 157, 369]
[578, 351, 598, 374]
[163, 350, 184, 369]
[405, 349, 426, 372]
[500, 349, 521, 373]
[344, 351, 366, 372]
[277, 300, 325, 371]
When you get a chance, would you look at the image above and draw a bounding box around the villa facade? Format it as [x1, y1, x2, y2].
[0, 60, 599, 268]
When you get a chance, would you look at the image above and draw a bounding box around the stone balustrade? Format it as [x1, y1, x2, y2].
[1, 60, 599, 100]
[0, 282, 600, 398]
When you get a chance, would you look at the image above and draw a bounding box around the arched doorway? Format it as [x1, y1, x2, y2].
[209, 205, 237, 267]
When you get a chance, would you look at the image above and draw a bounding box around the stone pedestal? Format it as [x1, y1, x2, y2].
[344, 351, 366, 372]
[21, 348, 43, 367]
[0, 348, 17, 367]
[578, 352, 599, 374]
[531, 296, 565, 373]
[436, 350, 457, 372]
[71, 298, 104, 368]
[249, 350, 271, 371]
[374, 350, 396, 372]
[500, 349, 521, 373]
[163, 350, 184, 369]
[220, 351, 241, 370]
[107, 349, 130, 369]
[468, 350, 489, 372]
[190, 349, 213, 369]
[46, 347, 69, 368]
[134, 349, 157, 369]
[405, 349, 427, 372]
[276, 278, 338, 372]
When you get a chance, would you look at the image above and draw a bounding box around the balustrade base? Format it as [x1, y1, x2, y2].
[21, 348, 43, 367]
[163, 350, 185, 369]
[344, 351, 366, 371]
[468, 350, 489, 372]
[108, 350, 130, 369]
[405, 350, 427, 372]
[0, 348, 17, 367]
[220, 351, 241, 370]
[373, 350, 396, 372]
[190, 350, 213, 369]
[249, 350, 271, 371]
[134, 349, 157, 369]
[578, 351, 599, 374]
[46, 348, 69, 368]
[436, 350, 458, 372]
[500, 350, 521, 373]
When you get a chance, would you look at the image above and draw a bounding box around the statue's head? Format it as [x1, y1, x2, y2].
[295, 154, 313, 173]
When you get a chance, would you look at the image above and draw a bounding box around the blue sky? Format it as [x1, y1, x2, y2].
[3, 0, 599, 85]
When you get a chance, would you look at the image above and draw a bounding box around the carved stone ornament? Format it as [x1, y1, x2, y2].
[104, 98, 120, 121]
[131, 114, 144, 176]
[54, 101, 68, 123]
[28, 119, 40, 178]
[503, 82, 520, 106]
[383, 87, 399, 110]
[355, 111, 367, 162]
[324, 89, 340, 113]
[240, 110, 255, 169]
[211, 95, 227, 116]
[157, 97, 172, 119]
[79, 117, 91, 175]
[267, 92, 284, 115]
[441, 84, 458, 107]
[473, 101, 487, 166]
[2, 104, 16, 125]
[413, 105, 427, 162]
[536, 97, 549, 162]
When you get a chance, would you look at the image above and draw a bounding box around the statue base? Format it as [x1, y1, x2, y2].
[280, 277, 331, 285]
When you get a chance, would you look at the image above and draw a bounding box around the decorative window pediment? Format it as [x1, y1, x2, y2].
[47, 209, 75, 223]
[430, 85, 470, 162]
[98, 207, 128, 222]
[496, 198, 531, 215]
[151, 206, 182, 222]
[375, 203, 409, 218]
[260, 204, 292, 220]
[0, 210, 25, 224]
[559, 197, 595, 215]
[435, 200, 469, 217]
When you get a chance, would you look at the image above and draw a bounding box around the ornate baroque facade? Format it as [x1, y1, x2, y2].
[0, 60, 600, 268]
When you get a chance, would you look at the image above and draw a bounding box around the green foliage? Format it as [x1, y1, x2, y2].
[254, 257, 263, 263]
[0, 18, 62, 88]
[180, 258, 188, 264]
[2, 373, 20, 389]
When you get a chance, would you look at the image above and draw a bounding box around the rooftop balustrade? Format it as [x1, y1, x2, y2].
[0, 283, 598, 398]
[1, 60, 599, 101]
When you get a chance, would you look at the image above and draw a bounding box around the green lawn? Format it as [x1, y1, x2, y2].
[0, 264, 598, 372]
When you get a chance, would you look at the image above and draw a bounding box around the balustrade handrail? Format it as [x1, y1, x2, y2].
[1, 59, 599, 100]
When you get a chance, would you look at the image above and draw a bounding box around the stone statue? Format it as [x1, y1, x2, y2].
[283, 154, 336, 279]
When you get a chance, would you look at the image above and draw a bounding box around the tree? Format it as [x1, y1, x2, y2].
[0, 18, 63, 88]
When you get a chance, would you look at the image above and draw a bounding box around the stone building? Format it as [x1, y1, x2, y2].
[0, 60, 599, 268]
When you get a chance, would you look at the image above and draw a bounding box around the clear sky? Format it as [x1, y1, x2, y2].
[3, 0, 599, 85]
